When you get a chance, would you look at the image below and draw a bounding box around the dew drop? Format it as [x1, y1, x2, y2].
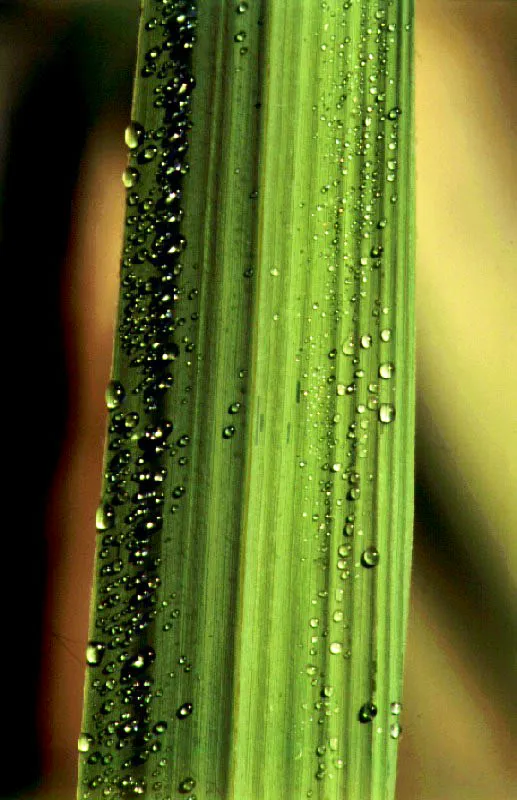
[86, 641, 105, 666]
[379, 362, 395, 380]
[234, 31, 246, 42]
[122, 167, 140, 188]
[361, 547, 379, 568]
[222, 425, 236, 439]
[125, 121, 144, 150]
[176, 702, 193, 720]
[236, 1, 249, 11]
[78, 732, 94, 753]
[153, 721, 168, 734]
[329, 642, 343, 655]
[387, 106, 402, 120]
[378, 403, 395, 424]
[228, 402, 241, 414]
[390, 722, 402, 739]
[380, 328, 392, 342]
[95, 503, 115, 532]
[358, 702, 378, 723]
[179, 777, 196, 794]
[105, 380, 125, 410]
[360, 334, 372, 349]
[390, 701, 402, 715]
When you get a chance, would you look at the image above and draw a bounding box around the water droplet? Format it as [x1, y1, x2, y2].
[176, 702, 193, 719]
[387, 106, 401, 120]
[342, 339, 355, 356]
[270, 267, 279, 277]
[234, 31, 246, 43]
[105, 380, 125, 411]
[95, 503, 114, 532]
[378, 403, 395, 424]
[336, 384, 346, 396]
[379, 362, 395, 379]
[331, 463, 341, 473]
[179, 777, 196, 794]
[390, 722, 402, 739]
[360, 334, 372, 349]
[153, 721, 168, 734]
[361, 547, 379, 568]
[228, 402, 241, 414]
[78, 732, 94, 753]
[142, 145, 158, 162]
[122, 167, 140, 188]
[86, 641, 105, 666]
[125, 121, 144, 150]
[390, 701, 402, 715]
[358, 701, 378, 723]
[222, 426, 236, 439]
[380, 328, 392, 342]
[329, 642, 343, 655]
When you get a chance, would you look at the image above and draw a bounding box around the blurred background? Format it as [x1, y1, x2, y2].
[0, 1, 515, 798]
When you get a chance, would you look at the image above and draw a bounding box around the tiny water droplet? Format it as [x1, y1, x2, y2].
[176, 702, 193, 719]
[358, 702, 378, 723]
[105, 380, 125, 410]
[222, 425, 236, 439]
[236, 1, 249, 12]
[234, 31, 246, 43]
[228, 402, 241, 414]
[378, 403, 395, 424]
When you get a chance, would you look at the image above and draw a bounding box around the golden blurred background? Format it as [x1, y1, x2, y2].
[0, 1, 515, 798]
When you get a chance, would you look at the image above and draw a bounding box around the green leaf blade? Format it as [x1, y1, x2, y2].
[78, 1, 415, 799]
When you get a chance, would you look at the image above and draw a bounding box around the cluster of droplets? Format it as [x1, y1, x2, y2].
[79, 3, 199, 798]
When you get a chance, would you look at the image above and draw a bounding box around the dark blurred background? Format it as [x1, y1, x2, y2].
[0, 1, 515, 799]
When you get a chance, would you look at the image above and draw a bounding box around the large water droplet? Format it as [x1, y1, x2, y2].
[358, 701, 378, 723]
[329, 642, 343, 655]
[176, 702, 193, 719]
[78, 732, 94, 753]
[378, 403, 395, 424]
[390, 722, 402, 739]
[105, 380, 125, 411]
[379, 362, 395, 380]
[125, 121, 144, 150]
[122, 167, 140, 188]
[86, 641, 105, 666]
[361, 547, 379, 568]
[95, 503, 114, 532]
[179, 777, 196, 794]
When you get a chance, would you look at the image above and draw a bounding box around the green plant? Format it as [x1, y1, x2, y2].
[78, 1, 414, 798]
